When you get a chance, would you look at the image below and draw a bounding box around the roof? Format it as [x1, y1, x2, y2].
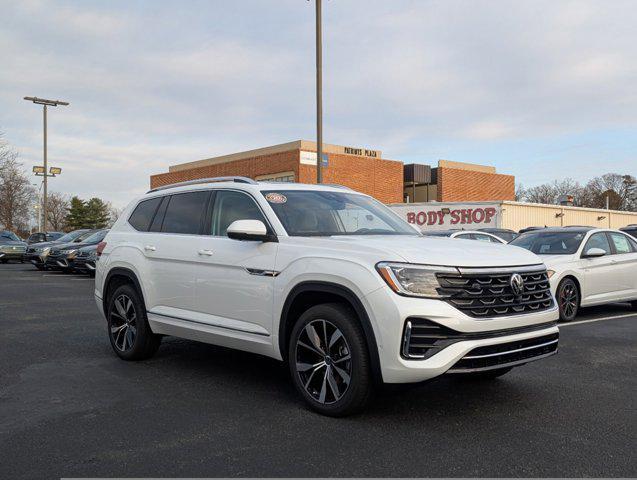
[520, 227, 595, 234]
[145, 177, 364, 198]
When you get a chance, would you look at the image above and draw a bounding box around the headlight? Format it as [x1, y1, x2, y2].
[61, 249, 77, 255]
[40, 247, 51, 255]
[376, 262, 458, 298]
[546, 269, 556, 279]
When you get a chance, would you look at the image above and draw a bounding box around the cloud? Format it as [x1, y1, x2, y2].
[0, 0, 635, 208]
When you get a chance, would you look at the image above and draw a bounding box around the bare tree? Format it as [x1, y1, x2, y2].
[46, 192, 70, 231]
[106, 202, 123, 228]
[0, 135, 35, 231]
[583, 173, 636, 210]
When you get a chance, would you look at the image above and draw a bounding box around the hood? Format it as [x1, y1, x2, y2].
[78, 244, 98, 253]
[50, 241, 82, 252]
[536, 253, 577, 267]
[0, 239, 27, 247]
[290, 235, 545, 268]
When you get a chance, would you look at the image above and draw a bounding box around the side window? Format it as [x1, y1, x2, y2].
[583, 232, 612, 255]
[609, 232, 633, 254]
[472, 233, 492, 242]
[211, 191, 267, 236]
[149, 196, 168, 232]
[128, 197, 162, 232]
[161, 191, 209, 235]
[455, 233, 472, 240]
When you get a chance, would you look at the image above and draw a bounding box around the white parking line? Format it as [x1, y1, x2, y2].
[560, 312, 636, 327]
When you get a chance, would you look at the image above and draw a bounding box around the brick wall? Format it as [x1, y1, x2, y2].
[437, 167, 515, 202]
[150, 150, 300, 189]
[298, 154, 404, 204]
[151, 149, 404, 204]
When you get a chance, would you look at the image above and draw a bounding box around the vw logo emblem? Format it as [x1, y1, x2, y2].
[510, 273, 524, 296]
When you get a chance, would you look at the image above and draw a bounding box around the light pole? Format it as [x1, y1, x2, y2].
[315, 0, 323, 184]
[24, 96, 69, 231]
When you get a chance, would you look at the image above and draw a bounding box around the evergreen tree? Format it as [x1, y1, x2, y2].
[84, 197, 110, 229]
[65, 196, 87, 230]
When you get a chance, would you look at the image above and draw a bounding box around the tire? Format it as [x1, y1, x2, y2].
[107, 284, 161, 361]
[631, 301, 637, 311]
[454, 367, 512, 380]
[556, 278, 579, 322]
[0, 259, 7, 264]
[288, 303, 372, 417]
[35, 264, 45, 270]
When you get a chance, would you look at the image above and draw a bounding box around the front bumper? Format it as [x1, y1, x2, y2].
[45, 254, 74, 270]
[0, 251, 25, 260]
[364, 286, 560, 383]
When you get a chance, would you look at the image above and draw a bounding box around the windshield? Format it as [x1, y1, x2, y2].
[0, 231, 20, 241]
[510, 231, 586, 255]
[79, 230, 108, 244]
[56, 230, 88, 243]
[261, 190, 418, 236]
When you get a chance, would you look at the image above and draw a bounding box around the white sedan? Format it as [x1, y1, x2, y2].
[422, 229, 507, 244]
[509, 227, 637, 321]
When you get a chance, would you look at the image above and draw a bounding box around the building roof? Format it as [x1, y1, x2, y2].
[168, 140, 383, 173]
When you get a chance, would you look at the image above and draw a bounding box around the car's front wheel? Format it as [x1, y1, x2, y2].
[288, 303, 372, 417]
[107, 284, 161, 360]
[557, 278, 579, 322]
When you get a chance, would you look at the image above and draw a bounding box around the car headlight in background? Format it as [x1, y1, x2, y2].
[376, 262, 458, 298]
[60, 249, 78, 258]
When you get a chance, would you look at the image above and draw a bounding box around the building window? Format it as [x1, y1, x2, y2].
[256, 171, 295, 183]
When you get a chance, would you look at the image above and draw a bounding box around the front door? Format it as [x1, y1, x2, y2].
[578, 232, 616, 305]
[195, 189, 278, 336]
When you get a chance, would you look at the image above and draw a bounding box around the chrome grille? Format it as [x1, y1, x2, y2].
[437, 268, 553, 318]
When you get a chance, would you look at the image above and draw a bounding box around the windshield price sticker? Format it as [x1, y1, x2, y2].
[265, 193, 287, 204]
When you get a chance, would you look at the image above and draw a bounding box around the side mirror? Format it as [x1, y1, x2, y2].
[227, 220, 277, 242]
[583, 247, 606, 258]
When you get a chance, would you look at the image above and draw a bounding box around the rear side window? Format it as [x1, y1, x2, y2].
[128, 197, 162, 232]
[609, 232, 633, 254]
[161, 191, 209, 234]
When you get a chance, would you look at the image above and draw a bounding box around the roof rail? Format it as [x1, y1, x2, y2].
[147, 176, 257, 193]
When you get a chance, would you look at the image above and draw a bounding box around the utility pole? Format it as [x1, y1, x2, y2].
[315, 0, 323, 183]
[24, 96, 69, 231]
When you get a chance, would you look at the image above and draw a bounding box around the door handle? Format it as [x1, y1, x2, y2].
[144, 245, 156, 252]
[198, 249, 214, 256]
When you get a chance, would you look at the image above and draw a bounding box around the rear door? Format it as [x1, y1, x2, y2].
[607, 232, 637, 300]
[194, 189, 278, 336]
[141, 190, 210, 318]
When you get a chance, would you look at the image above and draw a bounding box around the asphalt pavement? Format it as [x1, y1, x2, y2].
[0, 262, 636, 478]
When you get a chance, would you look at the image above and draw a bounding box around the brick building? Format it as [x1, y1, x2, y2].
[403, 160, 515, 203]
[150, 140, 404, 204]
[150, 141, 515, 204]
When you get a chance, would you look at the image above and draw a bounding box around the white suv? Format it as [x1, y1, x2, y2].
[95, 177, 559, 416]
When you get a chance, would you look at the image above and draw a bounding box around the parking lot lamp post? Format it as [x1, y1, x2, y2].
[315, 0, 323, 184]
[23, 96, 69, 231]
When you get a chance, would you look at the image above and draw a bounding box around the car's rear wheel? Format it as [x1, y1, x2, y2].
[107, 284, 160, 360]
[557, 278, 579, 322]
[288, 303, 372, 417]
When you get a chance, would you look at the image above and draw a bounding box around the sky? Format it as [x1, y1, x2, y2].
[1, 0, 636, 207]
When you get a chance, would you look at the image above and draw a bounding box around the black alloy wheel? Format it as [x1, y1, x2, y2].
[289, 303, 372, 417]
[107, 284, 160, 360]
[557, 278, 579, 322]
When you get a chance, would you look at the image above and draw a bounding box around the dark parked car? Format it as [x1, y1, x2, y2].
[519, 226, 546, 234]
[45, 229, 108, 272]
[620, 225, 637, 240]
[0, 230, 27, 263]
[24, 229, 93, 270]
[72, 244, 99, 276]
[26, 231, 64, 244]
[477, 228, 518, 242]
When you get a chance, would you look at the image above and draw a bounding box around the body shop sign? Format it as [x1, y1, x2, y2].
[388, 203, 501, 231]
